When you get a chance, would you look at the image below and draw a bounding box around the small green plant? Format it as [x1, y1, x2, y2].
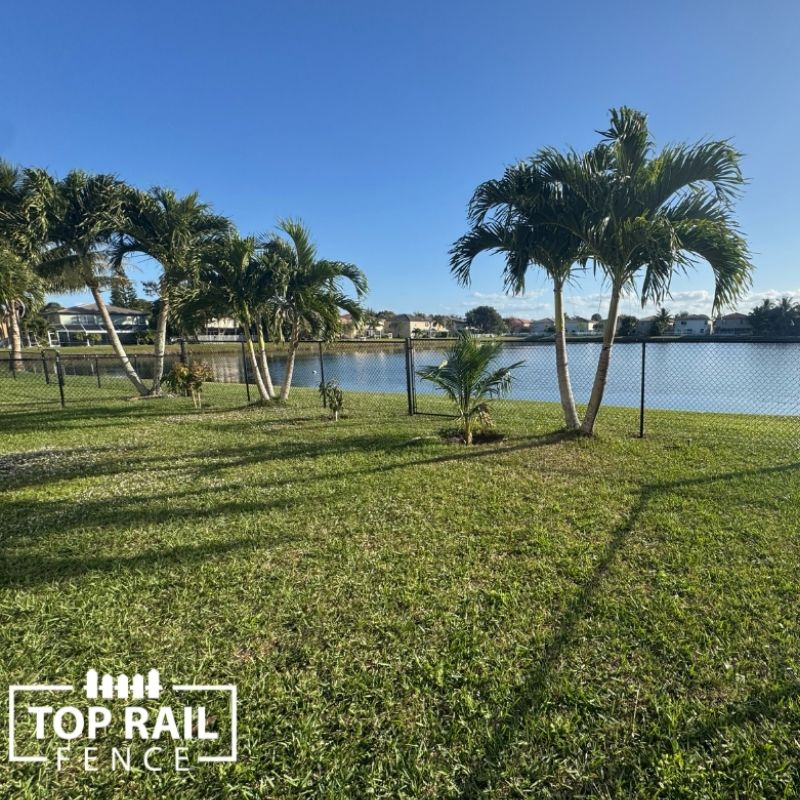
[417, 331, 523, 444]
[318, 379, 344, 421]
[164, 360, 214, 408]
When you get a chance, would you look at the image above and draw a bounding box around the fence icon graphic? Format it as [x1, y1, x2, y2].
[83, 668, 161, 700]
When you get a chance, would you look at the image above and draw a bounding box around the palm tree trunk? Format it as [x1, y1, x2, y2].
[150, 292, 170, 395]
[8, 301, 24, 369]
[243, 324, 271, 402]
[90, 286, 149, 396]
[279, 332, 299, 402]
[256, 318, 276, 399]
[553, 283, 580, 430]
[580, 284, 622, 436]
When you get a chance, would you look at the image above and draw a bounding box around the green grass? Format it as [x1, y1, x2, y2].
[1, 386, 799, 798]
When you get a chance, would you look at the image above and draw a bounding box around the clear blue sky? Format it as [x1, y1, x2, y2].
[3, 0, 799, 319]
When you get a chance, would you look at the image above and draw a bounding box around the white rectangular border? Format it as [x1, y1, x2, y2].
[8, 685, 73, 762]
[171, 684, 237, 763]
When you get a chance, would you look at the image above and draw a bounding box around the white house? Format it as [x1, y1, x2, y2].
[527, 318, 555, 336]
[195, 317, 242, 341]
[44, 303, 149, 345]
[673, 314, 713, 335]
[714, 312, 752, 336]
[564, 316, 598, 335]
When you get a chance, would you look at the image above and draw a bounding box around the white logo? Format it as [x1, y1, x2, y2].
[7, 669, 237, 772]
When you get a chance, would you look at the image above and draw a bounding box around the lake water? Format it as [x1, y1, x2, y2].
[51, 341, 800, 417]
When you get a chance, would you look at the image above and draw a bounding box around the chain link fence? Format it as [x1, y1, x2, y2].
[2, 338, 799, 443]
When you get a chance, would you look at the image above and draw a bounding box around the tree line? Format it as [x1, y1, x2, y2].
[0, 166, 367, 401]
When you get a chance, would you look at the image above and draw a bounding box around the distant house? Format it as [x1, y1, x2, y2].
[447, 317, 469, 334]
[387, 314, 446, 338]
[564, 316, 598, 335]
[44, 303, 149, 345]
[529, 318, 555, 336]
[673, 314, 713, 336]
[505, 317, 531, 335]
[195, 317, 241, 341]
[714, 312, 752, 336]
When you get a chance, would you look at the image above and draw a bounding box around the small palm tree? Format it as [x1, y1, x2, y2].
[417, 331, 523, 444]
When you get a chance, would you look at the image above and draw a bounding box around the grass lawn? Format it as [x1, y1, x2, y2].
[1, 386, 799, 798]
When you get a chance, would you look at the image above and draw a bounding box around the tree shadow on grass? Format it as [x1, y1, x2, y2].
[1, 531, 295, 590]
[456, 460, 800, 797]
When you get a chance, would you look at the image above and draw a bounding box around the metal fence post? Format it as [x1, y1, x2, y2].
[639, 340, 647, 438]
[95, 356, 102, 388]
[318, 341, 326, 407]
[55, 352, 66, 408]
[179, 338, 188, 365]
[9, 350, 16, 379]
[240, 339, 251, 403]
[404, 337, 415, 415]
[41, 351, 50, 384]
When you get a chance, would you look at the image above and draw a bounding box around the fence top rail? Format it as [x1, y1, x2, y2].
[405, 336, 800, 346]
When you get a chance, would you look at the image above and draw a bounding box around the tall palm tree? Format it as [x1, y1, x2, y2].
[112, 187, 232, 394]
[0, 161, 48, 364]
[450, 158, 585, 429]
[185, 234, 279, 402]
[262, 219, 368, 401]
[36, 170, 149, 395]
[542, 107, 752, 434]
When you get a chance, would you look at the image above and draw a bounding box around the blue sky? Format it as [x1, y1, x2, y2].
[3, 0, 799, 319]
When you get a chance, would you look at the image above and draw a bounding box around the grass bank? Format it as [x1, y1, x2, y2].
[0, 391, 798, 798]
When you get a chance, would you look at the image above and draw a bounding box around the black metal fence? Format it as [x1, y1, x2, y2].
[2, 338, 799, 443]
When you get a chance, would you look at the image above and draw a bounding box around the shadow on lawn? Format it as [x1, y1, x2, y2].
[0, 532, 290, 590]
[457, 460, 800, 797]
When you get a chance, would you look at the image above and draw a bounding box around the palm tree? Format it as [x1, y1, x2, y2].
[748, 299, 774, 336]
[36, 170, 150, 395]
[450, 158, 585, 429]
[185, 234, 280, 403]
[0, 161, 48, 364]
[541, 107, 752, 434]
[112, 187, 232, 394]
[651, 307, 673, 336]
[262, 219, 368, 401]
[416, 331, 523, 444]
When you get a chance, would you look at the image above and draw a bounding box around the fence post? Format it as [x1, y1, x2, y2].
[55, 353, 66, 408]
[318, 341, 326, 407]
[41, 351, 50, 384]
[95, 356, 102, 388]
[179, 338, 188, 365]
[9, 349, 16, 379]
[639, 339, 646, 438]
[404, 338, 415, 415]
[240, 339, 251, 403]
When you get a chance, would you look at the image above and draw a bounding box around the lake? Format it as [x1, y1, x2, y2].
[51, 341, 800, 417]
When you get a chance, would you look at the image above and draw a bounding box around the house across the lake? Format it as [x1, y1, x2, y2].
[714, 312, 752, 336]
[673, 314, 713, 336]
[44, 303, 149, 345]
[565, 316, 598, 335]
[387, 314, 446, 338]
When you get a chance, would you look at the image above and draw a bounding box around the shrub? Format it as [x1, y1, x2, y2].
[163, 361, 214, 408]
[318, 379, 344, 421]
